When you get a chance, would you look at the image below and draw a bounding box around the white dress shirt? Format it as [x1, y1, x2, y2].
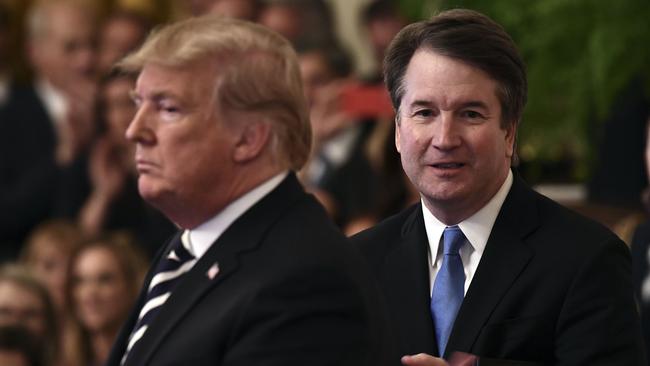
[34, 78, 68, 126]
[423, 170, 513, 295]
[184, 171, 288, 259]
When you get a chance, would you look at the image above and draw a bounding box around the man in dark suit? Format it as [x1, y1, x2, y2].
[105, 16, 387, 366]
[0, 0, 96, 257]
[351, 9, 646, 366]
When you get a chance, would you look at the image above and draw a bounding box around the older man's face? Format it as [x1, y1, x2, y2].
[127, 61, 239, 225]
[396, 49, 515, 224]
[31, 4, 95, 88]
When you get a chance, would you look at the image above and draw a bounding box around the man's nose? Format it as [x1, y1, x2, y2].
[431, 113, 461, 150]
[125, 106, 155, 145]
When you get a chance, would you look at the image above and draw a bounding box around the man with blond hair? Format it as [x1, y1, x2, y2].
[105, 16, 388, 366]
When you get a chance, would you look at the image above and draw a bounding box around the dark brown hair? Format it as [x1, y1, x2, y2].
[384, 8, 527, 131]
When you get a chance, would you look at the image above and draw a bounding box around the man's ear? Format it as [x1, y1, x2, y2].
[233, 121, 272, 163]
[504, 122, 517, 159]
[395, 119, 402, 153]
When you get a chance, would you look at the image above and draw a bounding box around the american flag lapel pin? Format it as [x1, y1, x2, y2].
[206, 262, 220, 280]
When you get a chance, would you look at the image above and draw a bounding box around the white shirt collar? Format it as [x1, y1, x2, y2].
[34, 78, 67, 125]
[187, 171, 288, 259]
[423, 169, 513, 266]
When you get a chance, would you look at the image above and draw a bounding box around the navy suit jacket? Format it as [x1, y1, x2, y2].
[106, 174, 390, 366]
[352, 172, 646, 365]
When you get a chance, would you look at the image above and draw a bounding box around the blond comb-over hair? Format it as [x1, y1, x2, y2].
[119, 16, 312, 170]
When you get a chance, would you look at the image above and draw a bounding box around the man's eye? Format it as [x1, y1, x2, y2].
[462, 110, 484, 119]
[414, 109, 433, 117]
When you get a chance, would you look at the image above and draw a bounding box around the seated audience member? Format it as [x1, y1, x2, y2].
[352, 9, 645, 365]
[62, 233, 147, 366]
[97, 10, 150, 77]
[0, 265, 58, 366]
[298, 44, 380, 228]
[78, 71, 175, 257]
[20, 219, 84, 315]
[0, 326, 46, 366]
[258, 0, 335, 49]
[191, 0, 261, 20]
[0, 0, 98, 256]
[361, 0, 408, 82]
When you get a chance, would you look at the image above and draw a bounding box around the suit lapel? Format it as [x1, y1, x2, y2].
[126, 174, 306, 365]
[446, 174, 538, 356]
[383, 205, 438, 356]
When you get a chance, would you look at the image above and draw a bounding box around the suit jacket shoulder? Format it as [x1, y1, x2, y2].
[110, 174, 391, 366]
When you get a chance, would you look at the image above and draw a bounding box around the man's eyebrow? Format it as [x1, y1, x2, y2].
[129, 90, 181, 101]
[457, 100, 489, 110]
[406, 100, 434, 108]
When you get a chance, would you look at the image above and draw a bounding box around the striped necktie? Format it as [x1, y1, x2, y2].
[121, 231, 197, 364]
[431, 225, 466, 357]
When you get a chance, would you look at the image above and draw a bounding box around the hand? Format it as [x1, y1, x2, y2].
[89, 137, 127, 200]
[401, 353, 449, 366]
[56, 79, 97, 164]
[310, 80, 354, 146]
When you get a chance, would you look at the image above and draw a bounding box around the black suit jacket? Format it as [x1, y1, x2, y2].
[106, 174, 389, 366]
[352, 172, 646, 365]
[0, 84, 59, 259]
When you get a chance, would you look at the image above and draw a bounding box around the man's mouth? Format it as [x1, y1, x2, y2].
[431, 162, 465, 169]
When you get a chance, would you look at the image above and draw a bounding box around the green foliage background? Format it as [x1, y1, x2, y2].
[398, 0, 650, 182]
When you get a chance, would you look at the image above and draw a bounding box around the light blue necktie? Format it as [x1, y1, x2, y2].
[431, 225, 466, 357]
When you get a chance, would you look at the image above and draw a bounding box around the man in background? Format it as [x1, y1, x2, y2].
[0, 0, 97, 259]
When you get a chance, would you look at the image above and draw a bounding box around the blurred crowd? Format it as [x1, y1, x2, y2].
[0, 0, 649, 365]
[0, 0, 422, 365]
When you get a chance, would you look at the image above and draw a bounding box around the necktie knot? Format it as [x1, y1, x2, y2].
[443, 226, 464, 255]
[122, 231, 196, 365]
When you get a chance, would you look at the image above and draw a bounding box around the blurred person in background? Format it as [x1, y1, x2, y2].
[188, 0, 261, 20]
[78, 71, 175, 257]
[0, 326, 46, 366]
[258, 0, 335, 49]
[20, 219, 84, 316]
[298, 43, 380, 230]
[361, 0, 407, 82]
[0, 2, 11, 107]
[0, 265, 59, 366]
[97, 10, 150, 77]
[0, 0, 98, 258]
[62, 233, 147, 366]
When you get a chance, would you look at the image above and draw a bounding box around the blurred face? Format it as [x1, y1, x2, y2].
[258, 5, 301, 41]
[72, 246, 131, 333]
[299, 52, 334, 107]
[367, 16, 405, 63]
[26, 239, 69, 311]
[0, 351, 28, 366]
[126, 61, 239, 225]
[396, 49, 515, 224]
[104, 77, 137, 147]
[30, 5, 96, 88]
[98, 17, 145, 74]
[0, 281, 46, 337]
[209, 0, 257, 20]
